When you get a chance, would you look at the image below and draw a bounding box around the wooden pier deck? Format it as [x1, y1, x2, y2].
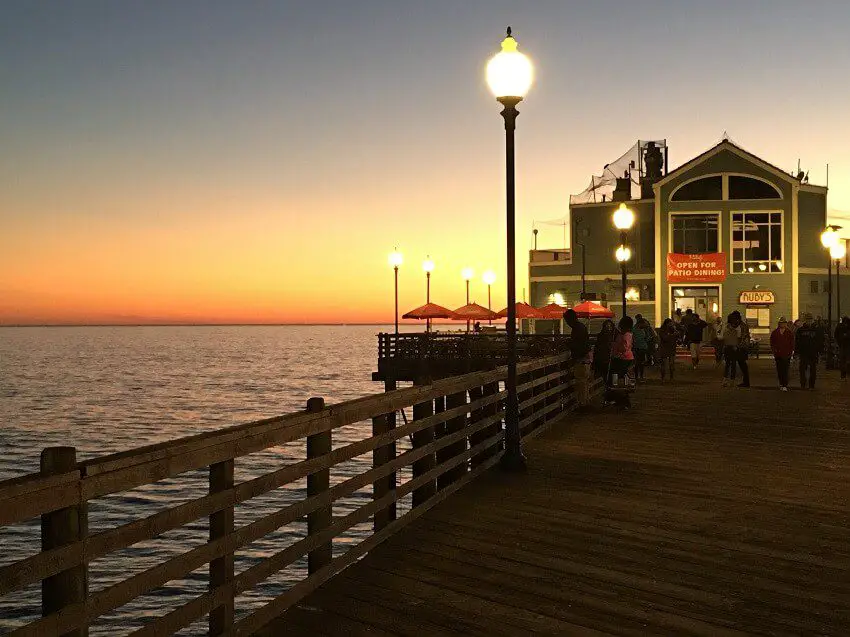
[264, 360, 850, 636]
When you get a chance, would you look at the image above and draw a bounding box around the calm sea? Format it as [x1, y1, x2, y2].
[0, 325, 420, 635]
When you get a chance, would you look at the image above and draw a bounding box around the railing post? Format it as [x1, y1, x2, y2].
[468, 385, 486, 468]
[438, 391, 468, 488]
[373, 380, 397, 532]
[306, 397, 332, 574]
[485, 380, 504, 457]
[412, 376, 435, 507]
[209, 457, 234, 635]
[40, 446, 87, 637]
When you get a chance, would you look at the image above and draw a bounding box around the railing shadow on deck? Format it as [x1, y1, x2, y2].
[0, 351, 599, 637]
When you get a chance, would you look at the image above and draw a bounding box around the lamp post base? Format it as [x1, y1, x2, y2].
[499, 447, 527, 472]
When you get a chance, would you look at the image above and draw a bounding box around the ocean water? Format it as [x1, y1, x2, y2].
[0, 325, 421, 635]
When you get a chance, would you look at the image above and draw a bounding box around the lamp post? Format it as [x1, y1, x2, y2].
[832, 241, 846, 324]
[423, 256, 435, 332]
[388, 248, 403, 334]
[612, 203, 635, 319]
[486, 26, 533, 471]
[615, 245, 632, 318]
[821, 226, 841, 368]
[483, 270, 497, 324]
[462, 267, 474, 332]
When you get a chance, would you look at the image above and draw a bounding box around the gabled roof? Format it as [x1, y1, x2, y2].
[653, 139, 818, 190]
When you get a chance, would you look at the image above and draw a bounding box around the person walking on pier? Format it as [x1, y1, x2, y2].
[722, 312, 750, 387]
[770, 317, 794, 391]
[796, 313, 823, 389]
[610, 316, 635, 387]
[686, 313, 708, 369]
[705, 316, 724, 367]
[632, 315, 653, 382]
[657, 318, 678, 382]
[564, 309, 591, 408]
[836, 316, 850, 382]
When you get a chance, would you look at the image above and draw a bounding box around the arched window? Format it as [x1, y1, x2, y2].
[728, 175, 781, 199]
[671, 176, 722, 201]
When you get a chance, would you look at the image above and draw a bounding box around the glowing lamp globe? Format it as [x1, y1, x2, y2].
[613, 203, 635, 231]
[388, 249, 403, 268]
[486, 28, 533, 99]
[821, 227, 838, 249]
[462, 267, 474, 281]
[830, 241, 846, 261]
[615, 246, 632, 263]
[422, 257, 435, 273]
[483, 270, 497, 285]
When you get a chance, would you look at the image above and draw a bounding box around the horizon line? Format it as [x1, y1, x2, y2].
[0, 322, 467, 328]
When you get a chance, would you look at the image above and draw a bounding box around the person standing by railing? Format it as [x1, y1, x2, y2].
[564, 309, 591, 409]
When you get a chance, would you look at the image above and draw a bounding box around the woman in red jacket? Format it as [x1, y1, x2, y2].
[770, 317, 795, 391]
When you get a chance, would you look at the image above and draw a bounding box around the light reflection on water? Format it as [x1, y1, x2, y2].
[0, 325, 421, 635]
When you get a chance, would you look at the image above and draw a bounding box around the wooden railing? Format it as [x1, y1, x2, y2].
[375, 332, 572, 380]
[0, 352, 599, 636]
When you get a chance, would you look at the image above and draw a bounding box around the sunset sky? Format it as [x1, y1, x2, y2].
[3, 1, 850, 325]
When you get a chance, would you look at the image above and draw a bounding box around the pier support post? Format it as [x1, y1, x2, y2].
[306, 397, 332, 574]
[438, 391, 468, 489]
[412, 377, 436, 507]
[209, 455, 234, 635]
[40, 446, 87, 637]
[373, 380, 397, 532]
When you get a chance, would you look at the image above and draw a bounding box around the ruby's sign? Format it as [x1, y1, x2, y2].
[667, 253, 727, 283]
[739, 290, 775, 304]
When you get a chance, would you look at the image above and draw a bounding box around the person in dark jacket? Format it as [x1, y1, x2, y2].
[835, 316, 850, 381]
[770, 317, 794, 391]
[656, 318, 678, 382]
[632, 315, 654, 382]
[592, 320, 616, 379]
[685, 313, 708, 369]
[795, 313, 823, 389]
[564, 309, 591, 408]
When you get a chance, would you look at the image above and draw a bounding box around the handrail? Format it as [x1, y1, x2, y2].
[0, 351, 599, 636]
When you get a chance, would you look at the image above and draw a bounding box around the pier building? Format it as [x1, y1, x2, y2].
[530, 139, 848, 338]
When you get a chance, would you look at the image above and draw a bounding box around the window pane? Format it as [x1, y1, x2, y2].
[671, 176, 723, 201]
[728, 176, 781, 199]
[770, 225, 782, 260]
[671, 214, 719, 253]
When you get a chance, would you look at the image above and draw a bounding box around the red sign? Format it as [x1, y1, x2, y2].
[667, 253, 727, 283]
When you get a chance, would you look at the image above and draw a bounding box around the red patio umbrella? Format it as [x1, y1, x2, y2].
[451, 303, 499, 321]
[535, 303, 568, 320]
[402, 303, 457, 320]
[571, 301, 614, 319]
[497, 302, 542, 319]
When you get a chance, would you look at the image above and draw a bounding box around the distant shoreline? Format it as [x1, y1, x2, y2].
[0, 323, 455, 328]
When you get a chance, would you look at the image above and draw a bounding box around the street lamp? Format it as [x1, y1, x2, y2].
[462, 267, 474, 304]
[486, 26, 533, 471]
[615, 245, 632, 318]
[612, 203, 635, 319]
[462, 267, 474, 333]
[483, 270, 497, 323]
[831, 241, 846, 323]
[388, 248, 403, 334]
[423, 256, 435, 332]
[821, 226, 841, 367]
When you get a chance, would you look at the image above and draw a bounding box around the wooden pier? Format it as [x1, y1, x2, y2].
[2, 355, 849, 635]
[265, 359, 850, 636]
